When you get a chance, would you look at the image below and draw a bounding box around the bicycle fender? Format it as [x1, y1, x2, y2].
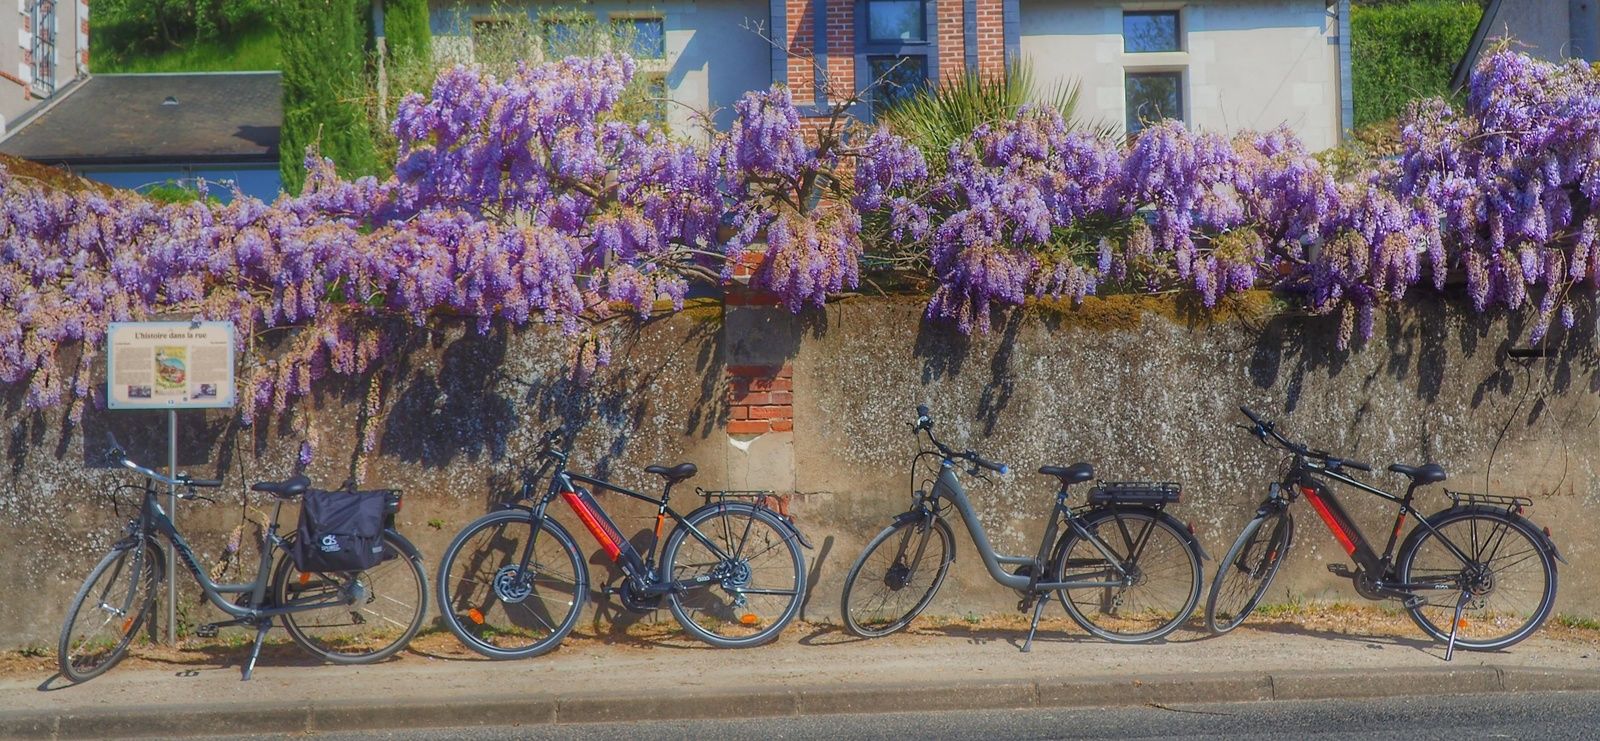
[1053, 505, 1210, 563]
[890, 508, 956, 564]
[1404, 505, 1567, 566]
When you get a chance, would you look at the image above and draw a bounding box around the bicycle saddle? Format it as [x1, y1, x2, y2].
[251, 474, 312, 499]
[1039, 462, 1095, 486]
[645, 462, 698, 484]
[1388, 462, 1446, 485]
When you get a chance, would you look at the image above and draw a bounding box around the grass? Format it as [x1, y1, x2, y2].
[1556, 614, 1600, 631]
[93, 27, 282, 74]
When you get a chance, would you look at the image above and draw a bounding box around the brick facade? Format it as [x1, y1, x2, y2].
[936, 0, 965, 79]
[726, 364, 795, 435]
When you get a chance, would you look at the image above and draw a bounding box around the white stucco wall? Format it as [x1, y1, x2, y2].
[1020, 0, 1342, 151]
[0, 0, 88, 129]
[428, 0, 774, 133]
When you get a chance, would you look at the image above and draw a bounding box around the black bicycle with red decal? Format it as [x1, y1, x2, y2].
[436, 432, 807, 658]
[1206, 407, 1562, 658]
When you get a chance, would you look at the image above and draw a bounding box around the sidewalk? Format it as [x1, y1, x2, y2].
[5, 618, 1600, 739]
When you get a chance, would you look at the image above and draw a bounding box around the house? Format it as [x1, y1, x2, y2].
[1452, 0, 1599, 90]
[426, 0, 1352, 150]
[0, 72, 283, 202]
[1, 0, 89, 131]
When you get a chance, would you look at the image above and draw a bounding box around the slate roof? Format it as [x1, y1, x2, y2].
[0, 72, 281, 165]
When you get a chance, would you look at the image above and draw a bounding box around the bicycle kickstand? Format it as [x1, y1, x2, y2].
[1021, 595, 1048, 653]
[242, 621, 271, 681]
[1444, 590, 1471, 662]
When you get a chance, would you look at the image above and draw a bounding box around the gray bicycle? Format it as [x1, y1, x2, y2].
[840, 406, 1207, 650]
[57, 437, 428, 683]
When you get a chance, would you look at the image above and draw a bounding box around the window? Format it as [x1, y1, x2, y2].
[869, 56, 927, 114]
[542, 17, 593, 58]
[1125, 71, 1183, 134]
[613, 17, 666, 59]
[472, 17, 531, 58]
[867, 0, 926, 43]
[644, 75, 669, 123]
[1123, 10, 1180, 53]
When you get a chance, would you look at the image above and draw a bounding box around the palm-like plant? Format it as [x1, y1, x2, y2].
[877, 61, 1114, 172]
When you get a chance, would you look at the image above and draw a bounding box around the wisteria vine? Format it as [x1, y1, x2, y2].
[2, 49, 1597, 442]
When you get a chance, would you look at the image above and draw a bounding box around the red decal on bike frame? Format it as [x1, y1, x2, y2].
[1302, 486, 1358, 556]
[562, 490, 623, 561]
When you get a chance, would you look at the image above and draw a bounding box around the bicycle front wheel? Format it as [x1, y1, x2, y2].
[663, 503, 805, 648]
[272, 531, 428, 664]
[1053, 508, 1202, 643]
[1396, 508, 1556, 651]
[58, 538, 164, 683]
[436, 509, 587, 660]
[840, 515, 954, 638]
[1206, 509, 1293, 634]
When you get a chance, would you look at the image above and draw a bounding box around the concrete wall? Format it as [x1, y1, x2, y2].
[0, 0, 88, 129]
[428, 0, 774, 131]
[1019, 0, 1341, 150]
[3, 294, 1598, 648]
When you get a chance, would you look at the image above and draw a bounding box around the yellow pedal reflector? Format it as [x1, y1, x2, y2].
[739, 613, 761, 626]
[468, 608, 485, 625]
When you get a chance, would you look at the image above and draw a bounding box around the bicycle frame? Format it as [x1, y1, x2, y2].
[125, 479, 375, 622]
[926, 461, 1132, 594]
[1282, 460, 1477, 596]
[506, 454, 791, 598]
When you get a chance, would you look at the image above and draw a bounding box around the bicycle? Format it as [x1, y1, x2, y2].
[839, 406, 1207, 651]
[436, 431, 809, 658]
[57, 437, 429, 683]
[1206, 406, 1563, 659]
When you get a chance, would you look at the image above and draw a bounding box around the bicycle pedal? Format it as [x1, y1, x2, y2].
[195, 624, 220, 638]
[1402, 595, 1426, 609]
[1326, 563, 1356, 578]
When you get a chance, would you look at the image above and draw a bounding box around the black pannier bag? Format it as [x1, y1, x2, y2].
[289, 488, 393, 573]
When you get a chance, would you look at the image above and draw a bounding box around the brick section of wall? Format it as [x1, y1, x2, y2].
[726, 364, 795, 435]
[937, 0, 965, 80]
[787, 0, 818, 103]
[975, 0, 1005, 76]
[823, 0, 855, 98]
[726, 248, 781, 307]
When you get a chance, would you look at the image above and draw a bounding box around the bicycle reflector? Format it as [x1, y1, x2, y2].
[467, 608, 485, 625]
[740, 613, 761, 626]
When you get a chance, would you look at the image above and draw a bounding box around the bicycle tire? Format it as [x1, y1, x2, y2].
[1396, 506, 1556, 651]
[662, 502, 806, 648]
[1205, 509, 1294, 634]
[436, 509, 587, 660]
[273, 530, 428, 664]
[58, 538, 164, 683]
[840, 514, 954, 638]
[1053, 507, 1202, 644]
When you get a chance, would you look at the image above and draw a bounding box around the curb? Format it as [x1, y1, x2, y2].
[4, 666, 1599, 738]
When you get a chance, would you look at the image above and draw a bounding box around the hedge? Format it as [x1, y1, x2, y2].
[1351, 0, 1482, 128]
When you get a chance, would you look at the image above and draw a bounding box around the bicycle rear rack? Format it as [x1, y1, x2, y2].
[697, 489, 814, 549]
[1445, 490, 1533, 510]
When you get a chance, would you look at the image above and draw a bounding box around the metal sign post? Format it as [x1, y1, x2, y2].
[107, 321, 236, 645]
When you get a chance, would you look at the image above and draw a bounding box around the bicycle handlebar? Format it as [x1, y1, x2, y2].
[911, 405, 1009, 475]
[1237, 407, 1370, 472]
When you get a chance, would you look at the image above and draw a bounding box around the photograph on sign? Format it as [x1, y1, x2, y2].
[107, 322, 237, 409]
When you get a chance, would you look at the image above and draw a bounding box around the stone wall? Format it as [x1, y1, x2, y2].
[3, 293, 1597, 648]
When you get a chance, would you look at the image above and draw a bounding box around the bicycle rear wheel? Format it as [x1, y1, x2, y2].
[436, 509, 587, 660]
[1206, 509, 1293, 634]
[58, 538, 163, 683]
[663, 503, 805, 648]
[840, 515, 954, 638]
[273, 531, 428, 664]
[1053, 508, 1202, 643]
[1396, 508, 1556, 651]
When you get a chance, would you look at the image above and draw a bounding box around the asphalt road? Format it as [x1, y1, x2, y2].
[223, 690, 1600, 740]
